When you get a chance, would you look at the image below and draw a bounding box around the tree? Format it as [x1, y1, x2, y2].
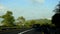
[52, 1, 60, 27]
[54, 1, 60, 13]
[30, 20, 36, 25]
[17, 16, 25, 27]
[1, 11, 15, 26]
[24, 21, 31, 28]
[17, 16, 25, 22]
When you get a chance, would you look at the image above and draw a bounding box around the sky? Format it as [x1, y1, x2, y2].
[0, 0, 60, 20]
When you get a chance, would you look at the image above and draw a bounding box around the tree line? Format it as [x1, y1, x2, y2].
[0, 11, 52, 28]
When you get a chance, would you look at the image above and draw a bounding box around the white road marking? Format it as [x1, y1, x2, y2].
[18, 28, 34, 34]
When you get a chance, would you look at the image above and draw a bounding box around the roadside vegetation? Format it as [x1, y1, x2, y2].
[0, 11, 52, 30]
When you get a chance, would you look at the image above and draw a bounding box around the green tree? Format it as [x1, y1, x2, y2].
[24, 21, 31, 28]
[17, 16, 25, 22]
[1, 11, 15, 26]
[52, 1, 60, 27]
[17, 16, 25, 27]
[54, 1, 60, 13]
[30, 20, 36, 25]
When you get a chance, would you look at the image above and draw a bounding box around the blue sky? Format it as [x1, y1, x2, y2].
[0, 0, 60, 20]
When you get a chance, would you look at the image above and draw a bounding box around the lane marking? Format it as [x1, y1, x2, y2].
[18, 28, 34, 34]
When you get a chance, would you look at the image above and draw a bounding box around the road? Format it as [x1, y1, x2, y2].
[0, 28, 43, 34]
[0, 28, 31, 34]
[18, 28, 43, 34]
[18, 28, 56, 34]
[0, 28, 56, 34]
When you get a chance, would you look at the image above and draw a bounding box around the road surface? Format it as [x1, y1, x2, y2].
[18, 28, 43, 34]
[0, 28, 56, 34]
[0, 28, 31, 34]
[18, 28, 56, 34]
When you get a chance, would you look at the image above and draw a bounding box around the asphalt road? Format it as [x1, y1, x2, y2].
[0, 28, 56, 34]
[18, 28, 44, 34]
[22, 29, 42, 34]
[0, 28, 31, 34]
[0, 28, 43, 34]
[18, 28, 56, 34]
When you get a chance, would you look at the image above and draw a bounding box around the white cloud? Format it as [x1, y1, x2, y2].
[0, 4, 10, 11]
[35, 0, 45, 3]
[30, 0, 45, 3]
[0, 5, 9, 15]
[0, 5, 5, 10]
[47, 18, 51, 20]
[0, 5, 8, 11]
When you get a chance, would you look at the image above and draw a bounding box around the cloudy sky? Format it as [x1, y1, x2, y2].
[0, 0, 60, 20]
